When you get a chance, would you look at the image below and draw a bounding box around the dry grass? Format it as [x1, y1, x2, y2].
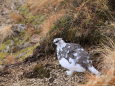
[18, 0, 113, 46]
[29, 0, 115, 61]
[25, 10, 66, 44]
[27, 0, 64, 14]
[0, 25, 14, 43]
[77, 39, 115, 86]
[110, 22, 115, 28]
[39, 10, 65, 37]
[3, 55, 16, 65]
[9, 12, 24, 23]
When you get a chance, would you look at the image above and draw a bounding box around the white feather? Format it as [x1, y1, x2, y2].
[59, 58, 86, 72]
[73, 53, 78, 56]
[88, 66, 101, 76]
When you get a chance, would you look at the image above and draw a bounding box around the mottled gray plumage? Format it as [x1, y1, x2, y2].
[57, 43, 92, 69]
[53, 38, 101, 76]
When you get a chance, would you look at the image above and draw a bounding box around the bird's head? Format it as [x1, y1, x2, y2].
[53, 38, 65, 46]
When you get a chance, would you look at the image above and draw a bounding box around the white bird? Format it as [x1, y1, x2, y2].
[53, 38, 101, 76]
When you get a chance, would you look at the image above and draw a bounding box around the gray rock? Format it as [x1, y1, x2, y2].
[18, 42, 31, 49]
[12, 24, 26, 32]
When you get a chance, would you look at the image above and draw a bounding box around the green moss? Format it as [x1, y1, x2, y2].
[0, 61, 2, 64]
[0, 44, 6, 51]
[0, 39, 11, 51]
[4, 39, 11, 44]
[18, 4, 29, 15]
[14, 45, 36, 60]
[12, 31, 30, 47]
[0, 52, 9, 59]
[0, 29, 37, 62]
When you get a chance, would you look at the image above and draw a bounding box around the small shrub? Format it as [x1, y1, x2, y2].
[78, 29, 105, 46]
[52, 15, 73, 30]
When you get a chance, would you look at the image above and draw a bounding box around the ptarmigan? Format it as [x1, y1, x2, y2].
[53, 38, 101, 76]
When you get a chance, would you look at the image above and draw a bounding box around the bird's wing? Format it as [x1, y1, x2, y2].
[67, 43, 89, 58]
[67, 43, 92, 69]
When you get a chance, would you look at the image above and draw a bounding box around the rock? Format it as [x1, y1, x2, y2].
[18, 42, 31, 49]
[4, 45, 10, 53]
[10, 40, 15, 46]
[12, 24, 26, 33]
[5, 41, 13, 52]
[16, 52, 26, 59]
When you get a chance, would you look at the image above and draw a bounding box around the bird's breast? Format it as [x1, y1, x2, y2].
[59, 58, 86, 72]
[59, 58, 71, 69]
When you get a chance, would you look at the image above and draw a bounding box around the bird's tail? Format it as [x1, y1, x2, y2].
[88, 66, 101, 76]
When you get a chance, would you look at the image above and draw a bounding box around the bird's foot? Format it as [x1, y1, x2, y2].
[66, 70, 74, 76]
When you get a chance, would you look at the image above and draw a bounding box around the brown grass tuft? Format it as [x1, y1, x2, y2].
[0, 25, 14, 43]
[3, 55, 16, 65]
[79, 39, 115, 86]
[9, 12, 24, 23]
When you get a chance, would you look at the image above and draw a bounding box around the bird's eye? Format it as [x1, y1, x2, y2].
[54, 40, 60, 43]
